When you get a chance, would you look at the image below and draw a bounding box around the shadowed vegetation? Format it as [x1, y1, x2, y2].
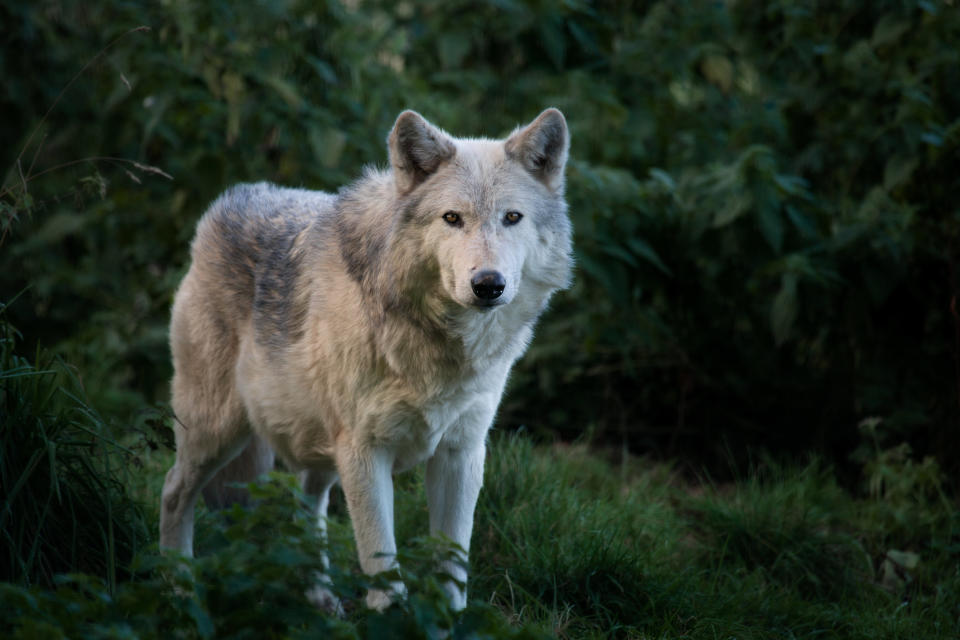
[2, 434, 957, 638]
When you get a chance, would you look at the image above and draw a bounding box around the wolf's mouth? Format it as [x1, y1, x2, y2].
[471, 299, 505, 311]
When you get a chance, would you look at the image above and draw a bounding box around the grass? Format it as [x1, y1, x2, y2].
[2, 378, 958, 638]
[0, 310, 150, 591]
[478, 437, 960, 638]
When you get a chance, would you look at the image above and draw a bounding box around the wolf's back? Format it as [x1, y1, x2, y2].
[170, 182, 335, 390]
[185, 182, 331, 321]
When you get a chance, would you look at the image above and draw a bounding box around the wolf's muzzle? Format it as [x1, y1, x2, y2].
[471, 270, 506, 300]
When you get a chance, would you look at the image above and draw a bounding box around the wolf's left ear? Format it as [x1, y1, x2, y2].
[505, 108, 569, 193]
[388, 110, 457, 194]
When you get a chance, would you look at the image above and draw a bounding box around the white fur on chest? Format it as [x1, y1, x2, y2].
[356, 350, 515, 474]
[381, 305, 537, 470]
[353, 293, 539, 467]
[387, 381, 498, 472]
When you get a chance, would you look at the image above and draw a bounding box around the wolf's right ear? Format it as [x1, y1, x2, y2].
[505, 108, 569, 193]
[388, 111, 457, 194]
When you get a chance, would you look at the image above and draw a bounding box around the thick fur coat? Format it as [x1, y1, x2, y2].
[160, 108, 573, 611]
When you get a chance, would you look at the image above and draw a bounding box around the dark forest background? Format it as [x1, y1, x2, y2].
[4, 0, 959, 476]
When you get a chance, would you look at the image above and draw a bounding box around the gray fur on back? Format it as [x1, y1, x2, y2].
[192, 182, 335, 349]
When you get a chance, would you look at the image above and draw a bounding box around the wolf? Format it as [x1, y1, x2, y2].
[159, 108, 573, 611]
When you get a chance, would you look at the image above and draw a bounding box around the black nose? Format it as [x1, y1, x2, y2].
[471, 270, 506, 300]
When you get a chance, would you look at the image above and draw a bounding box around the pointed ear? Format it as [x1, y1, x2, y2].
[388, 110, 456, 193]
[505, 108, 569, 192]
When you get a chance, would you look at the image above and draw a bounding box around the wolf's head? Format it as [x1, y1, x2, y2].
[386, 109, 573, 312]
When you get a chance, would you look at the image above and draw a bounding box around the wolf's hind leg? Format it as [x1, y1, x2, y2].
[202, 436, 275, 509]
[302, 467, 342, 613]
[159, 403, 251, 556]
[302, 467, 339, 566]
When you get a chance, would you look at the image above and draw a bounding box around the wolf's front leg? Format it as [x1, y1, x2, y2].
[335, 446, 404, 611]
[425, 443, 485, 611]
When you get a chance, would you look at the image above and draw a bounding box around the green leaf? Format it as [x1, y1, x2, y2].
[713, 192, 751, 227]
[773, 173, 811, 199]
[883, 156, 918, 191]
[756, 186, 784, 253]
[770, 273, 798, 346]
[627, 237, 672, 275]
[305, 55, 338, 84]
[538, 17, 566, 69]
[648, 167, 675, 191]
[920, 131, 943, 147]
[599, 243, 638, 267]
[871, 15, 910, 48]
[183, 597, 214, 638]
[785, 205, 818, 239]
[256, 73, 303, 109]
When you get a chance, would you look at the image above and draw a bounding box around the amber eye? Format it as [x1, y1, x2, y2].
[504, 211, 523, 226]
[442, 211, 462, 226]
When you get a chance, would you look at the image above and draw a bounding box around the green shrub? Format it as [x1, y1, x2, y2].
[1, 0, 959, 495]
[1, 432, 957, 639]
[0, 472, 549, 639]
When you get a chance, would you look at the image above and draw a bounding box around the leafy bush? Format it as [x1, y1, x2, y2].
[1, 0, 959, 478]
[489, 0, 960, 472]
[0, 472, 548, 639]
[0, 431, 956, 639]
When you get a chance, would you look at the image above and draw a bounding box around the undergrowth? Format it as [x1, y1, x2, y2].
[1, 429, 958, 638]
[0, 304, 149, 590]
[0, 471, 545, 640]
[469, 436, 959, 639]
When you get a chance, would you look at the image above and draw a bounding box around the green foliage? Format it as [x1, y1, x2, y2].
[0, 472, 548, 639]
[1, 0, 959, 472]
[852, 417, 954, 553]
[498, 0, 960, 469]
[0, 431, 957, 638]
[0, 304, 149, 589]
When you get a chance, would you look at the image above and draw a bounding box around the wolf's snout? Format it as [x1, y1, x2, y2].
[471, 270, 506, 300]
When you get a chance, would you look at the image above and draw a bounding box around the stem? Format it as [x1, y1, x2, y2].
[8, 26, 151, 192]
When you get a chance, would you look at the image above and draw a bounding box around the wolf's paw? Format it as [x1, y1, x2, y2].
[306, 583, 344, 617]
[442, 580, 467, 612]
[365, 581, 406, 612]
